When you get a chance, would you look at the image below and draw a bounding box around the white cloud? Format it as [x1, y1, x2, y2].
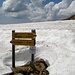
[1, 0, 75, 22]
[44, 0, 75, 20]
[28, 7, 46, 22]
[2, 0, 28, 12]
[57, 0, 75, 19]
[31, 0, 45, 6]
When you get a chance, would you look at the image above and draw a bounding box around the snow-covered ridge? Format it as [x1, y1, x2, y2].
[0, 20, 75, 30]
[0, 20, 75, 75]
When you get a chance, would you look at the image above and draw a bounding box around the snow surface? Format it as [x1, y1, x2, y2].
[0, 20, 75, 75]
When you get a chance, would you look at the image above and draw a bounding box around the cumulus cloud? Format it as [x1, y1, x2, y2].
[1, 0, 75, 22]
[58, 1, 75, 18]
[2, 0, 30, 12]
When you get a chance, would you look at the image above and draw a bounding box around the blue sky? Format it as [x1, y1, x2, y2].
[0, 0, 3, 7]
[43, 0, 61, 5]
[0, 0, 75, 24]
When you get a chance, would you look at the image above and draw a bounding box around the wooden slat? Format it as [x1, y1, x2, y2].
[12, 32, 35, 38]
[10, 39, 34, 46]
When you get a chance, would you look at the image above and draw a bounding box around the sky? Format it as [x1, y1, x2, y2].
[0, 0, 75, 24]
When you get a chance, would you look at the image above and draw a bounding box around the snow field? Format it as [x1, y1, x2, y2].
[0, 20, 75, 75]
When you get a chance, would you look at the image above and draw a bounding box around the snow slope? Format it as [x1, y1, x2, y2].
[0, 20, 75, 75]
